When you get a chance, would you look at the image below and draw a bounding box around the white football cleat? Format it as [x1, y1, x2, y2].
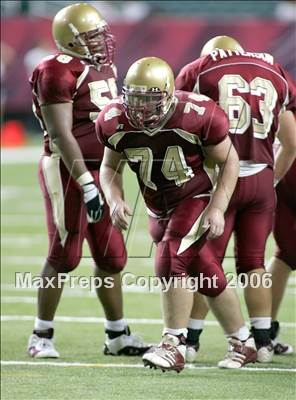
[257, 344, 274, 363]
[185, 343, 200, 363]
[218, 336, 257, 369]
[142, 333, 186, 373]
[271, 321, 294, 355]
[272, 339, 294, 355]
[104, 327, 151, 356]
[27, 329, 59, 358]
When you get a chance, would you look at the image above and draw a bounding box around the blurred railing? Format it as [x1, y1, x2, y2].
[1, 16, 295, 127]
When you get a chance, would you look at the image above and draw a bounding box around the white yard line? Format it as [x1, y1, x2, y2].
[1, 315, 295, 328]
[1, 360, 295, 372]
[1, 216, 45, 226]
[0, 256, 153, 267]
[1, 147, 42, 164]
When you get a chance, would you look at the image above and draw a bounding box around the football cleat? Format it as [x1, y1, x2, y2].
[103, 326, 151, 356]
[250, 326, 274, 363]
[272, 340, 294, 355]
[185, 342, 200, 363]
[271, 320, 294, 355]
[27, 328, 59, 358]
[142, 333, 186, 373]
[218, 336, 257, 369]
[256, 344, 274, 363]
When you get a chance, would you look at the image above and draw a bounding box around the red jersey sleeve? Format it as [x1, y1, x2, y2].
[201, 102, 230, 146]
[95, 100, 123, 150]
[175, 57, 205, 92]
[35, 62, 77, 106]
[277, 64, 296, 113]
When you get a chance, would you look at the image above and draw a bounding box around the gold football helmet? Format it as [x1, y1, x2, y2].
[52, 2, 115, 65]
[200, 35, 243, 56]
[123, 57, 175, 129]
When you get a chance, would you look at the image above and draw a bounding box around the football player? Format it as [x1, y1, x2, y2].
[175, 35, 296, 363]
[96, 56, 258, 372]
[267, 112, 296, 354]
[28, 3, 150, 358]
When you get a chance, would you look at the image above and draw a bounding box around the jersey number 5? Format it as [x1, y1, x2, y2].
[218, 74, 278, 139]
[88, 78, 117, 122]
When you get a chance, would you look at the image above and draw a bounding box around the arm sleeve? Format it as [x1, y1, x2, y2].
[277, 65, 296, 113]
[36, 65, 77, 105]
[95, 111, 116, 151]
[175, 58, 205, 92]
[201, 103, 230, 146]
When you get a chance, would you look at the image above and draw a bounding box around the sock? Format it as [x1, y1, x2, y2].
[270, 320, 280, 340]
[187, 328, 203, 345]
[250, 317, 271, 330]
[104, 319, 128, 339]
[34, 317, 53, 331]
[227, 325, 249, 342]
[163, 328, 187, 338]
[250, 317, 272, 346]
[104, 318, 127, 332]
[187, 318, 204, 330]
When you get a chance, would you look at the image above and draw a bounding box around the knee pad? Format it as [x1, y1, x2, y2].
[47, 253, 81, 273]
[197, 265, 227, 297]
[155, 240, 188, 280]
[94, 249, 127, 274]
[275, 250, 296, 271]
[236, 258, 265, 274]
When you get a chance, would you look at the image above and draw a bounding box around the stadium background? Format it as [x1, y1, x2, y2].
[1, 1, 296, 400]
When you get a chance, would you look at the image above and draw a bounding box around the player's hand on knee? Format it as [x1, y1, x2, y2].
[110, 200, 132, 231]
[203, 207, 225, 239]
[82, 183, 104, 223]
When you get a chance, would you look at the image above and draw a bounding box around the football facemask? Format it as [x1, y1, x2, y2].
[122, 57, 175, 129]
[70, 24, 115, 66]
[123, 88, 172, 129]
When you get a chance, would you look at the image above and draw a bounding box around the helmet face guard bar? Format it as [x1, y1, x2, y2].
[123, 88, 170, 129]
[73, 25, 115, 65]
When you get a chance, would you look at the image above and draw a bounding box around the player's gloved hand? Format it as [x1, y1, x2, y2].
[82, 182, 104, 223]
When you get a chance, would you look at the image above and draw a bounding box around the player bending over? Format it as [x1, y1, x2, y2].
[96, 56, 258, 372]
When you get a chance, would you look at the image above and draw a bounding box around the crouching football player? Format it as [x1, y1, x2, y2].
[96, 57, 258, 372]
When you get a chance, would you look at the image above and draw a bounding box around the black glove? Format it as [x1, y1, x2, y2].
[82, 183, 104, 223]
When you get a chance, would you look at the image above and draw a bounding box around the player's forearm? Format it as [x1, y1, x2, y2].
[210, 156, 239, 213]
[274, 147, 296, 185]
[51, 134, 88, 180]
[100, 164, 124, 207]
[275, 110, 296, 185]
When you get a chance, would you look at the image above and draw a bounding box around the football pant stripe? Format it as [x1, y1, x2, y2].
[42, 155, 69, 247]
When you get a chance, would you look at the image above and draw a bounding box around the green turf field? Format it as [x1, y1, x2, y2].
[1, 149, 296, 400]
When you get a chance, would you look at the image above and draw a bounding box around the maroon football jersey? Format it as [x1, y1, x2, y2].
[175, 51, 296, 167]
[30, 53, 117, 169]
[96, 91, 229, 216]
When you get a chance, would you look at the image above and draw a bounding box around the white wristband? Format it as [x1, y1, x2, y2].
[76, 171, 93, 186]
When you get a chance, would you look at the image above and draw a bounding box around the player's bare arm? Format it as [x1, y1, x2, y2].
[41, 102, 104, 223]
[203, 136, 239, 239]
[100, 148, 132, 230]
[274, 110, 296, 186]
[41, 102, 89, 179]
